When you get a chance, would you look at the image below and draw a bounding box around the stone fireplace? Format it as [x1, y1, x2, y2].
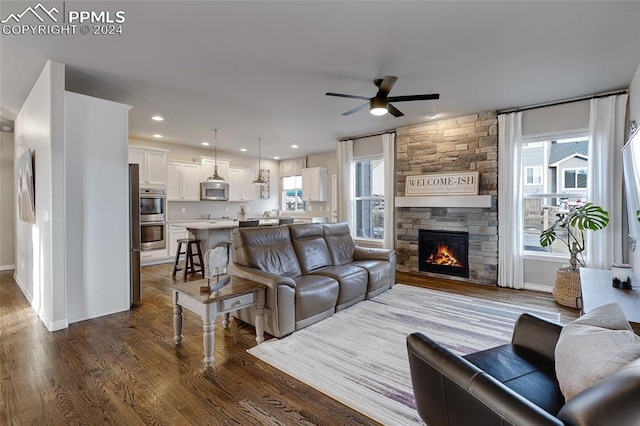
[395, 112, 498, 285]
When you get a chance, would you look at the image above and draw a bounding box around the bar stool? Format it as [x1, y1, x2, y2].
[172, 238, 205, 281]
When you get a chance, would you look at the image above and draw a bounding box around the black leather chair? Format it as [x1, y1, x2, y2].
[407, 313, 640, 426]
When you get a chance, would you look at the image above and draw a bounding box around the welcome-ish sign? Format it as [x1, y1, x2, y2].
[405, 171, 479, 196]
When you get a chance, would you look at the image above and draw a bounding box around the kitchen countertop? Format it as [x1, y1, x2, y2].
[168, 216, 327, 229]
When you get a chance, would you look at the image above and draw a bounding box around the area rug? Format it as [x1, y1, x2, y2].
[248, 284, 561, 425]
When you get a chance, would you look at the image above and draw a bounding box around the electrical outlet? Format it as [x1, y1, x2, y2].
[181, 208, 186, 213]
[225, 207, 229, 212]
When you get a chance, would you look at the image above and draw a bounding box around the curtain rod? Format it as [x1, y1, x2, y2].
[338, 129, 396, 142]
[498, 89, 628, 114]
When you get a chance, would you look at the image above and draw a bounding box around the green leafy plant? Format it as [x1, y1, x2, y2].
[637, 209, 640, 223]
[540, 202, 609, 272]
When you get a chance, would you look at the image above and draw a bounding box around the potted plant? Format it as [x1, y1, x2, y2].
[539, 202, 609, 308]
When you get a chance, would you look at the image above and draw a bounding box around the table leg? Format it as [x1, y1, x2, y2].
[173, 292, 183, 345]
[222, 313, 230, 329]
[203, 319, 215, 367]
[255, 289, 265, 344]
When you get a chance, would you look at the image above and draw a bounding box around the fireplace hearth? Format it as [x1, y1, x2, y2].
[419, 230, 469, 278]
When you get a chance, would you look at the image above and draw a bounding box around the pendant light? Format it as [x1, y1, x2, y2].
[206, 128, 225, 182]
[252, 137, 268, 185]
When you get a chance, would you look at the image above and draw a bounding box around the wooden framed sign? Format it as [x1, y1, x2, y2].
[405, 171, 479, 196]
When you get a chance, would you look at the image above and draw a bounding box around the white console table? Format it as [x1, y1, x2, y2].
[579, 268, 640, 324]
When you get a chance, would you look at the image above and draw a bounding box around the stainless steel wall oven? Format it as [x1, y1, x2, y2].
[140, 187, 166, 250]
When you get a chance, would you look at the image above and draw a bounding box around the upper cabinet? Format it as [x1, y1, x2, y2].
[167, 161, 202, 201]
[302, 167, 327, 201]
[228, 167, 257, 201]
[200, 158, 230, 183]
[129, 146, 168, 186]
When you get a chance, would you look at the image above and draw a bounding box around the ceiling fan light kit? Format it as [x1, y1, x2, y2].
[326, 75, 439, 118]
[370, 97, 388, 116]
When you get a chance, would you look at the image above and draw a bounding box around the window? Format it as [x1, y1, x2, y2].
[524, 166, 542, 185]
[563, 168, 587, 190]
[282, 176, 304, 212]
[522, 136, 589, 255]
[354, 158, 384, 239]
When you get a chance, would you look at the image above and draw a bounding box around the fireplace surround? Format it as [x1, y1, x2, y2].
[419, 230, 469, 278]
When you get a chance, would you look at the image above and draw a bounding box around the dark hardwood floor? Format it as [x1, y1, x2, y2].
[1, 265, 578, 425]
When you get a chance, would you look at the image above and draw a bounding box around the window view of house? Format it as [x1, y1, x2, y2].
[522, 137, 589, 254]
[282, 175, 304, 212]
[354, 158, 384, 239]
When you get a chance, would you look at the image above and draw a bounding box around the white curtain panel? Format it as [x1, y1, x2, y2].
[587, 94, 628, 269]
[337, 139, 354, 231]
[498, 112, 524, 289]
[382, 133, 395, 250]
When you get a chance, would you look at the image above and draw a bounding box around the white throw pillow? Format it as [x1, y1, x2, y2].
[554, 302, 640, 401]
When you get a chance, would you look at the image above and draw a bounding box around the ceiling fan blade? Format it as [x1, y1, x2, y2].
[325, 92, 371, 101]
[387, 93, 440, 102]
[342, 102, 369, 116]
[378, 75, 398, 95]
[388, 104, 404, 117]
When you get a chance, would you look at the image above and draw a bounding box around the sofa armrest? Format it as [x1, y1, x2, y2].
[407, 333, 563, 426]
[557, 358, 640, 425]
[354, 246, 395, 262]
[511, 313, 563, 361]
[228, 263, 296, 290]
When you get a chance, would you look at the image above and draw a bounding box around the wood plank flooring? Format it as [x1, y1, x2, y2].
[1, 265, 578, 425]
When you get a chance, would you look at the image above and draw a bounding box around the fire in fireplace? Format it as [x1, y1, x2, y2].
[419, 230, 469, 278]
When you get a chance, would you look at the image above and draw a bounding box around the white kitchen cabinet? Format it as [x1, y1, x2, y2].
[228, 167, 257, 201]
[200, 158, 230, 182]
[167, 161, 202, 201]
[129, 146, 168, 186]
[302, 167, 327, 202]
[169, 225, 190, 261]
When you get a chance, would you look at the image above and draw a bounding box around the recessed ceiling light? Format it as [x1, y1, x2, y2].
[273, 156, 280, 160]
[291, 144, 299, 149]
[240, 148, 247, 152]
[425, 113, 439, 119]
[153, 134, 163, 138]
[151, 115, 164, 121]
[201, 141, 210, 146]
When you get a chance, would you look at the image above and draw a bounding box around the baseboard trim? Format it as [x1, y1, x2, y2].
[1, 264, 15, 271]
[523, 282, 552, 293]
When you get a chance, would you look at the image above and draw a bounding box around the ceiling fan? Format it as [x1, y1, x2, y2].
[325, 75, 439, 117]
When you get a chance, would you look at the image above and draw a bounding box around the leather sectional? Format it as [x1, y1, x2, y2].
[228, 222, 397, 338]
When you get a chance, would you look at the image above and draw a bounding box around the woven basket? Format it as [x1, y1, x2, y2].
[552, 267, 581, 308]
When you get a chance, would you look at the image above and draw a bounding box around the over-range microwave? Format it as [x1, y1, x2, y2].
[201, 181, 229, 201]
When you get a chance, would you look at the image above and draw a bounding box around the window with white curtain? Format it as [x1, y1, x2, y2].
[354, 157, 384, 239]
[522, 134, 589, 255]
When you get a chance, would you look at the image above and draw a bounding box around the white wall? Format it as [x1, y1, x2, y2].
[64, 92, 131, 323]
[14, 60, 67, 331]
[628, 63, 640, 270]
[0, 131, 15, 270]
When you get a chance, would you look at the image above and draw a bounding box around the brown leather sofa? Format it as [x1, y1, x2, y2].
[407, 313, 640, 426]
[228, 222, 397, 338]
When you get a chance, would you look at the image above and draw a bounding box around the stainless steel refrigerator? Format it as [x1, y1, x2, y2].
[129, 164, 141, 305]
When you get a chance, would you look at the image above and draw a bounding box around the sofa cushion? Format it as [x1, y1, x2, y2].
[309, 265, 368, 310]
[290, 224, 333, 273]
[293, 274, 339, 322]
[464, 344, 564, 415]
[554, 302, 640, 401]
[351, 259, 392, 296]
[323, 222, 356, 265]
[234, 226, 301, 278]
